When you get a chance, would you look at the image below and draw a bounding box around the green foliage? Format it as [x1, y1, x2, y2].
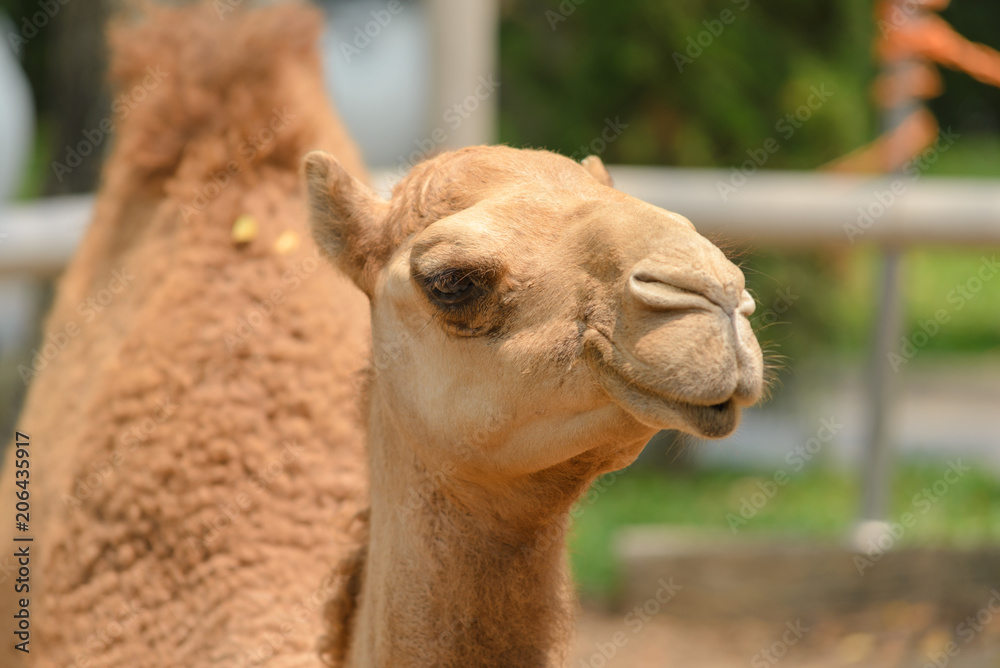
[742, 247, 879, 362]
[902, 249, 1000, 354]
[569, 463, 1000, 599]
[499, 0, 876, 167]
[15, 119, 50, 200]
[743, 242, 1000, 365]
[919, 133, 1000, 177]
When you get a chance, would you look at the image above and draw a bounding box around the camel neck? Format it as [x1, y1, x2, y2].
[347, 396, 578, 667]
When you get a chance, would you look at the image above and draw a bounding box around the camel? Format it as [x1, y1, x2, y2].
[1, 2, 765, 666]
[303, 132, 764, 666]
[0, 4, 373, 667]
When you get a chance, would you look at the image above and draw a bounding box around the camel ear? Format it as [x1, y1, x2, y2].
[303, 150, 389, 297]
[581, 155, 614, 187]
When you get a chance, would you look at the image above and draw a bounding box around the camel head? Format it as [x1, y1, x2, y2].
[305, 146, 764, 480]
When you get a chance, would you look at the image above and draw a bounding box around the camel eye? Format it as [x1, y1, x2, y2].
[427, 271, 479, 305]
[412, 260, 508, 336]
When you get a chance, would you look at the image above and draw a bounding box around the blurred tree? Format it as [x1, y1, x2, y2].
[499, 0, 876, 168]
[2, 0, 113, 194]
[43, 0, 113, 194]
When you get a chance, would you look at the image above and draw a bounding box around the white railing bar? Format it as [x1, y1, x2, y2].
[2, 168, 998, 277]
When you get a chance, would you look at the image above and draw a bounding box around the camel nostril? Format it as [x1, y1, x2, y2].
[628, 272, 714, 312]
[628, 264, 739, 314]
[737, 289, 756, 318]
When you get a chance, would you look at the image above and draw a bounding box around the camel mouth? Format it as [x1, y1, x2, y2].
[595, 360, 742, 438]
[581, 327, 750, 438]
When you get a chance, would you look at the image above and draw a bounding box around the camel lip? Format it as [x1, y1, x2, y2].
[593, 357, 741, 439]
[580, 326, 748, 438]
[679, 397, 740, 439]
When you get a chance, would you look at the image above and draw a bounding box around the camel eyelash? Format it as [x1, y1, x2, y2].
[416, 267, 493, 309]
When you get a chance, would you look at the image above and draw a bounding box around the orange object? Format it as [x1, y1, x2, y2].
[883, 13, 1000, 87]
[824, 106, 939, 173]
[828, 0, 1000, 174]
[872, 61, 943, 107]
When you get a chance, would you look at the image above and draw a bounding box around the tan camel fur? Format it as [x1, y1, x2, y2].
[304, 140, 764, 665]
[0, 4, 372, 666]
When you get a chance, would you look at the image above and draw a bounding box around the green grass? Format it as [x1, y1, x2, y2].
[569, 463, 1000, 600]
[902, 249, 1000, 353]
[923, 133, 1000, 178]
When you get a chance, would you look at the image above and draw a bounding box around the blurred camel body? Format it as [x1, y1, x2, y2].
[1, 2, 764, 666]
[0, 4, 371, 666]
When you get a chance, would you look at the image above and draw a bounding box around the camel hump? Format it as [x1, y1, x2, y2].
[104, 1, 336, 184]
[108, 1, 323, 99]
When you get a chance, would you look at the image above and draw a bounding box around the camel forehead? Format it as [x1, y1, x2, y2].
[431, 145, 585, 182]
[392, 146, 702, 272]
[393, 147, 626, 235]
[400, 146, 597, 208]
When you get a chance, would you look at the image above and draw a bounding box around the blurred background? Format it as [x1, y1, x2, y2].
[1, 0, 998, 665]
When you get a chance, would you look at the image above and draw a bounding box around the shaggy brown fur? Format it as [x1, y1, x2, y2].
[0, 3, 371, 666]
